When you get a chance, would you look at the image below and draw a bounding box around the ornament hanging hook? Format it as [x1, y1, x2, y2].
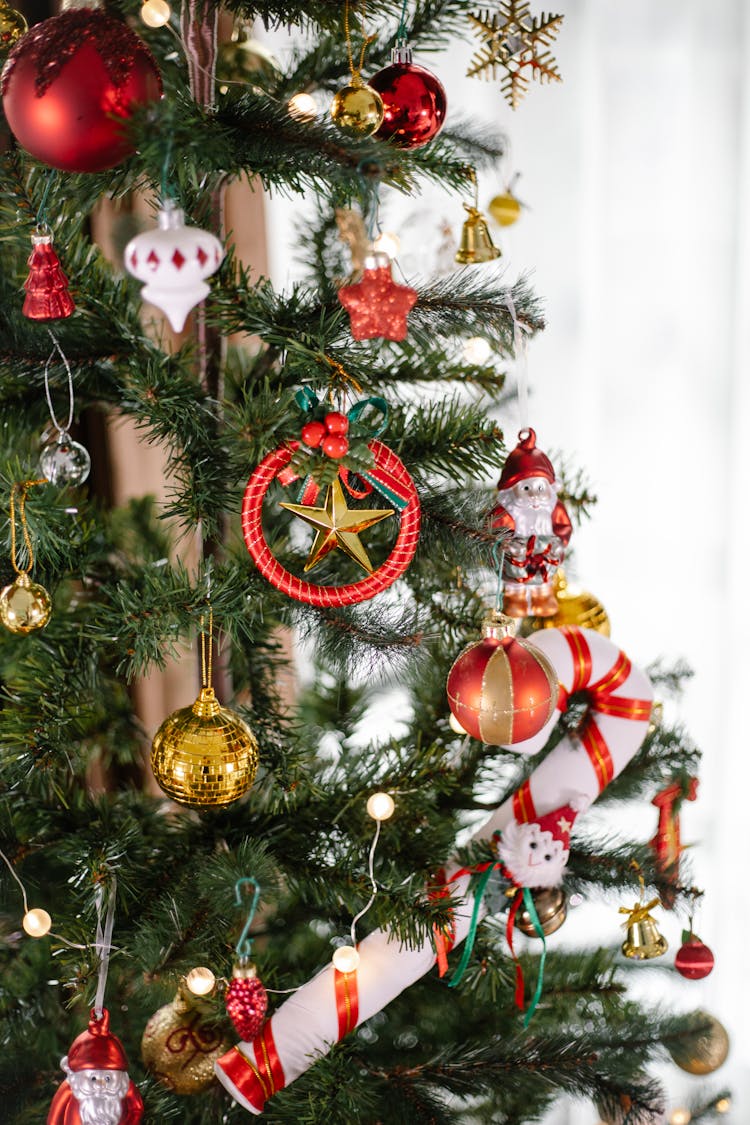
[35, 169, 57, 233]
[44, 329, 75, 437]
[234, 876, 261, 961]
[491, 539, 505, 612]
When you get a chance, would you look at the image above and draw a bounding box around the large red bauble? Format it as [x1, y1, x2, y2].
[368, 60, 447, 149]
[447, 612, 558, 745]
[1, 8, 162, 173]
[675, 937, 715, 980]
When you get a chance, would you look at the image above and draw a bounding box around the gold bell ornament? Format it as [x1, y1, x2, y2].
[216, 22, 281, 94]
[141, 975, 231, 1094]
[666, 1010, 730, 1076]
[0, 0, 26, 51]
[0, 479, 52, 635]
[525, 570, 610, 636]
[514, 886, 567, 937]
[620, 895, 668, 960]
[455, 203, 500, 264]
[150, 610, 259, 807]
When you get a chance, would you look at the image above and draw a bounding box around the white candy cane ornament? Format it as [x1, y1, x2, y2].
[215, 626, 653, 1114]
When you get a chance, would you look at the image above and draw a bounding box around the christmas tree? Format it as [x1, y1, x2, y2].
[0, 1, 733, 1123]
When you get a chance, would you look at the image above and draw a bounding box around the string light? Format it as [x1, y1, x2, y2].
[22, 908, 52, 938]
[288, 92, 317, 121]
[463, 336, 492, 364]
[371, 232, 400, 259]
[141, 0, 171, 27]
[669, 1110, 691, 1125]
[185, 966, 216, 996]
[716, 1099, 731, 1114]
[332, 945, 360, 973]
[366, 792, 395, 821]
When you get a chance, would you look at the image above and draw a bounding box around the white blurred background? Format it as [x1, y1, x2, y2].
[261, 1, 750, 1120]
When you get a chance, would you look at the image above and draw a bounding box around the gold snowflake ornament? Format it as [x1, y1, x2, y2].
[468, 2, 564, 109]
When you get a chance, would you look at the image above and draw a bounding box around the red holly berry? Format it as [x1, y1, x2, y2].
[322, 435, 349, 459]
[301, 421, 326, 448]
[324, 411, 349, 436]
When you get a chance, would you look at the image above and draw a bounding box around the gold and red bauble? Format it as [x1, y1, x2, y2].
[142, 978, 231, 1095]
[446, 610, 558, 744]
[368, 43, 446, 149]
[1, 6, 162, 173]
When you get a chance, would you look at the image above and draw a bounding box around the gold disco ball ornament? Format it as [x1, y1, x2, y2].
[488, 190, 522, 227]
[142, 978, 231, 1094]
[0, 1, 27, 51]
[526, 569, 610, 636]
[667, 1011, 730, 1075]
[0, 573, 52, 634]
[151, 686, 259, 808]
[514, 886, 567, 937]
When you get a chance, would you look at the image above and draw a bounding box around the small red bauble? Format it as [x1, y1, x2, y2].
[322, 435, 349, 459]
[368, 46, 447, 150]
[301, 421, 326, 448]
[675, 936, 715, 980]
[324, 411, 349, 435]
[447, 611, 558, 745]
[1, 8, 162, 173]
[225, 965, 268, 1041]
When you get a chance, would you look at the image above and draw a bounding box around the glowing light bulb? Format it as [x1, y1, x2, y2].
[22, 908, 52, 938]
[669, 1110, 691, 1125]
[288, 93, 317, 121]
[185, 966, 216, 996]
[332, 945, 360, 973]
[141, 0, 171, 27]
[449, 711, 467, 735]
[716, 1101, 731, 1116]
[366, 792, 395, 821]
[372, 232, 401, 259]
[463, 336, 492, 364]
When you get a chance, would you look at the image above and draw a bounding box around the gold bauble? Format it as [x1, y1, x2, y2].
[0, 1, 27, 51]
[0, 573, 52, 634]
[151, 686, 259, 808]
[216, 27, 280, 91]
[141, 980, 231, 1094]
[488, 191, 522, 227]
[526, 570, 610, 636]
[668, 1011, 730, 1075]
[514, 886, 567, 937]
[330, 78, 384, 136]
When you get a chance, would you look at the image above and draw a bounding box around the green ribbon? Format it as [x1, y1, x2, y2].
[520, 886, 547, 1028]
[447, 863, 498, 989]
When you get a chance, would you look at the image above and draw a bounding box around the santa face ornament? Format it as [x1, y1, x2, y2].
[497, 803, 581, 889]
[47, 1008, 144, 1125]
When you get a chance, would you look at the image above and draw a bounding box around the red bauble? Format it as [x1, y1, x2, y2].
[1, 8, 162, 173]
[22, 232, 75, 321]
[368, 50, 447, 150]
[225, 966, 268, 1041]
[301, 421, 326, 448]
[322, 434, 349, 459]
[675, 936, 715, 980]
[446, 612, 558, 745]
[338, 251, 418, 341]
[324, 411, 349, 435]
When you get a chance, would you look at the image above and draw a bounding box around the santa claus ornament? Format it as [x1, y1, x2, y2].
[48, 1008, 143, 1125]
[489, 427, 572, 617]
[1, 4, 162, 173]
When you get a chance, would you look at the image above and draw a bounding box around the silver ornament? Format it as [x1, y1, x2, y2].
[40, 433, 91, 486]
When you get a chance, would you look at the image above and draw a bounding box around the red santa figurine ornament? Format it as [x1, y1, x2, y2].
[48, 1008, 144, 1125]
[490, 427, 572, 617]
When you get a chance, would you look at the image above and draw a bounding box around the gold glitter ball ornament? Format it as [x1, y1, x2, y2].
[0, 1, 26, 51]
[0, 572, 52, 634]
[142, 978, 231, 1094]
[151, 686, 259, 808]
[330, 77, 384, 136]
[667, 1011, 730, 1075]
[526, 569, 610, 636]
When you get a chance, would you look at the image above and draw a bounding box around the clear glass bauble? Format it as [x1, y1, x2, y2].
[40, 433, 91, 486]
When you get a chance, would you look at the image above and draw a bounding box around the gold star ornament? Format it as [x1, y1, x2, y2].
[467, 2, 564, 109]
[280, 477, 394, 574]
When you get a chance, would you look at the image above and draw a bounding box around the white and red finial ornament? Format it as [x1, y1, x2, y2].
[124, 200, 224, 332]
[47, 1008, 143, 1125]
[338, 251, 417, 341]
[368, 42, 447, 149]
[1, 5, 162, 174]
[490, 428, 572, 618]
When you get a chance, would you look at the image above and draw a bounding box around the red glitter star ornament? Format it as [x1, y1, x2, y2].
[338, 251, 417, 341]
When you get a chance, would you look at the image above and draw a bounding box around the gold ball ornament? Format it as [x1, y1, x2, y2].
[525, 570, 610, 636]
[0, 1, 27, 51]
[0, 573, 52, 634]
[514, 886, 567, 937]
[151, 687, 259, 808]
[216, 28, 280, 91]
[141, 979, 231, 1094]
[488, 191, 522, 227]
[330, 77, 384, 136]
[667, 1011, 730, 1075]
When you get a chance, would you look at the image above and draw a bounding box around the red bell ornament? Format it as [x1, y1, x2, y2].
[1, 6, 162, 173]
[446, 610, 558, 745]
[22, 230, 75, 321]
[369, 43, 446, 150]
[675, 935, 715, 980]
[48, 1007, 144, 1125]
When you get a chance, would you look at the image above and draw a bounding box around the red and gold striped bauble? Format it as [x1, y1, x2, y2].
[446, 612, 558, 745]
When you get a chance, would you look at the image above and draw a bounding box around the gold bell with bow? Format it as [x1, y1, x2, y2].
[620, 896, 668, 960]
[455, 167, 500, 264]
